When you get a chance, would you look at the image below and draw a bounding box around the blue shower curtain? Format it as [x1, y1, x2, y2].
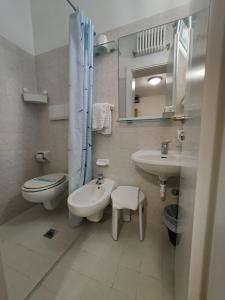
[68, 11, 94, 197]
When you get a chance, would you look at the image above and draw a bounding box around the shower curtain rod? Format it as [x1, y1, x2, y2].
[65, 0, 78, 12]
[66, 0, 96, 35]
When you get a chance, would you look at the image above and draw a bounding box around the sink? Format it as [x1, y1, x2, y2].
[131, 150, 181, 180]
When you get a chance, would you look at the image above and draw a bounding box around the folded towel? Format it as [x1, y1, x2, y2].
[92, 103, 107, 131]
[92, 103, 112, 135]
[101, 104, 112, 135]
[111, 186, 139, 210]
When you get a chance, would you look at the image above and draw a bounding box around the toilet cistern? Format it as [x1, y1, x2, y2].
[161, 140, 172, 155]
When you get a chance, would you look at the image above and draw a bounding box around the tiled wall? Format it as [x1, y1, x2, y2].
[0, 36, 42, 224]
[93, 53, 181, 225]
[0, 5, 188, 226]
[36, 6, 190, 226]
[94, 8, 190, 225]
[35, 46, 69, 174]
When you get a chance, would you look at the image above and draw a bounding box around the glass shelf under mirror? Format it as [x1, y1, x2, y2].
[118, 116, 172, 123]
[94, 40, 117, 57]
[117, 114, 189, 122]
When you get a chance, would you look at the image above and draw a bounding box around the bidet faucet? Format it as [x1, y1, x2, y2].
[96, 174, 104, 185]
[161, 140, 171, 155]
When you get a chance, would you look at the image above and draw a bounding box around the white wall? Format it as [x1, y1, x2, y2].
[207, 112, 225, 299]
[30, 0, 71, 55]
[0, 242, 7, 300]
[175, 8, 209, 300]
[134, 95, 166, 118]
[205, 4, 225, 300]
[0, 0, 191, 55]
[76, 0, 191, 33]
[0, 0, 34, 54]
[31, 0, 191, 55]
[186, 0, 225, 298]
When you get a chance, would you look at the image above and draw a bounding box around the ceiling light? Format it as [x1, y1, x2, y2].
[147, 76, 162, 86]
[132, 79, 136, 91]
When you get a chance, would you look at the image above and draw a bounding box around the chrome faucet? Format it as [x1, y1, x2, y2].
[161, 140, 171, 155]
[96, 174, 104, 185]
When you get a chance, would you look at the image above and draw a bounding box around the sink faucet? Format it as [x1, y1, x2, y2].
[161, 140, 171, 155]
[96, 174, 104, 185]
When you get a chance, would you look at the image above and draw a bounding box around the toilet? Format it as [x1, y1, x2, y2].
[68, 178, 116, 222]
[22, 173, 68, 210]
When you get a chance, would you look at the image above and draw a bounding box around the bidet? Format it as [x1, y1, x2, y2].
[68, 178, 116, 222]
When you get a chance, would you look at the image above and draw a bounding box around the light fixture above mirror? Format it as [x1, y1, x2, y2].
[147, 76, 163, 86]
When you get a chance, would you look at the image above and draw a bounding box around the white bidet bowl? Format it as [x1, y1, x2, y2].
[68, 178, 116, 222]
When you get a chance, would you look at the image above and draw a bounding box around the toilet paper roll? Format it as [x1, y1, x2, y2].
[177, 130, 185, 142]
[35, 153, 45, 162]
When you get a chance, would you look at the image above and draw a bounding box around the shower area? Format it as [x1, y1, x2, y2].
[0, 1, 92, 298]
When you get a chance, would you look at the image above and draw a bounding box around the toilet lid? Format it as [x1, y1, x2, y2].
[23, 173, 67, 191]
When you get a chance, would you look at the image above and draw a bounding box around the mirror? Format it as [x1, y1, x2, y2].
[118, 17, 192, 121]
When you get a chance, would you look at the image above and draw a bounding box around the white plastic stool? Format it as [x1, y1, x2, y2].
[111, 186, 145, 241]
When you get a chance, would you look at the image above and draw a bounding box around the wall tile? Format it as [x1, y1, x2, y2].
[35, 16, 182, 226]
[0, 36, 41, 224]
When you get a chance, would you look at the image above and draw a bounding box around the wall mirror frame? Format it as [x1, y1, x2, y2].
[118, 16, 192, 122]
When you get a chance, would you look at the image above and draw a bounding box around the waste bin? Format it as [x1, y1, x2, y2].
[164, 204, 182, 246]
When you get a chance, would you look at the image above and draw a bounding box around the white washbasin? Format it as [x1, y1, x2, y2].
[131, 150, 181, 180]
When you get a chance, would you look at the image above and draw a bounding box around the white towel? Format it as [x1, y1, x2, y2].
[111, 186, 139, 210]
[92, 103, 112, 135]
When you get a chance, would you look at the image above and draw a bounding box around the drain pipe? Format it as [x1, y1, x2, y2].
[159, 179, 167, 201]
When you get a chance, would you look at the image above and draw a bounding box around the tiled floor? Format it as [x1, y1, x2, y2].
[28, 211, 174, 300]
[0, 204, 84, 300]
[0, 205, 174, 300]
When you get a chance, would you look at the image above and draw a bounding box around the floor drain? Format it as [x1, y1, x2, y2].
[43, 229, 58, 239]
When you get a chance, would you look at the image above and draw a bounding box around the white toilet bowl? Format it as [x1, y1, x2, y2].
[68, 178, 116, 222]
[22, 173, 68, 210]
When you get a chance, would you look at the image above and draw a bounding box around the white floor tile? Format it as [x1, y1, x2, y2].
[140, 259, 162, 280]
[2, 241, 55, 282]
[59, 248, 100, 277]
[136, 274, 162, 300]
[0, 205, 84, 299]
[42, 264, 89, 299]
[79, 231, 113, 258]
[28, 285, 66, 300]
[101, 241, 124, 264]
[120, 248, 142, 272]
[81, 279, 111, 300]
[16, 226, 82, 261]
[161, 240, 175, 300]
[90, 257, 119, 287]
[0, 206, 52, 243]
[113, 266, 139, 298]
[108, 288, 135, 300]
[4, 266, 36, 300]
[0, 205, 175, 300]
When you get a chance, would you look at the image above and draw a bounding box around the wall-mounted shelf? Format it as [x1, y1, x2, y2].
[22, 88, 48, 104]
[94, 41, 117, 57]
[118, 116, 172, 123]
